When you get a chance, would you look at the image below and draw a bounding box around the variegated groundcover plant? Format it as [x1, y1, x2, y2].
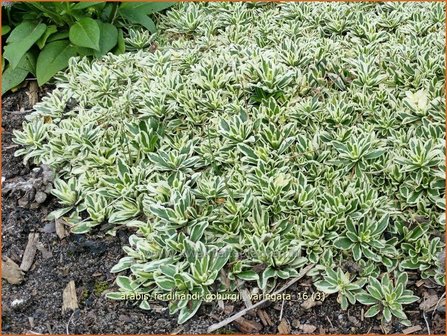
[14, 1, 445, 327]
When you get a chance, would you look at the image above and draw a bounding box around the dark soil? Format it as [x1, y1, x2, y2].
[1, 85, 445, 334]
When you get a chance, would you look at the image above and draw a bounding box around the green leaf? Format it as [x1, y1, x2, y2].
[334, 236, 354, 249]
[1, 65, 28, 94]
[36, 41, 77, 85]
[178, 297, 202, 324]
[391, 308, 407, 320]
[356, 292, 378, 305]
[4, 22, 46, 69]
[116, 276, 133, 291]
[2, 52, 36, 94]
[105, 292, 126, 300]
[46, 206, 73, 220]
[383, 306, 392, 322]
[72, 2, 104, 10]
[189, 221, 208, 242]
[69, 18, 100, 50]
[397, 295, 419, 304]
[119, 8, 157, 32]
[114, 28, 126, 55]
[70, 222, 92, 234]
[94, 22, 118, 57]
[364, 149, 386, 160]
[155, 277, 175, 290]
[364, 304, 381, 317]
[46, 31, 69, 43]
[236, 270, 259, 281]
[6, 21, 42, 43]
[2, 25, 10, 36]
[139, 300, 151, 310]
[119, 2, 175, 14]
[36, 25, 58, 49]
[352, 243, 362, 261]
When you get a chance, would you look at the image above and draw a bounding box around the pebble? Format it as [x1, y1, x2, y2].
[34, 191, 47, 204]
[11, 298, 28, 311]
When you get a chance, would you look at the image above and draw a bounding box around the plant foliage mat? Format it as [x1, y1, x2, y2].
[14, 1, 446, 325]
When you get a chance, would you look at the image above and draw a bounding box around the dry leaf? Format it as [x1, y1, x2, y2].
[278, 318, 291, 334]
[402, 325, 422, 334]
[233, 317, 263, 333]
[2, 257, 24, 284]
[299, 324, 317, 333]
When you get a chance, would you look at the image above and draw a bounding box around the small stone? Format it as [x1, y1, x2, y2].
[34, 191, 47, 204]
[18, 196, 29, 208]
[299, 324, 317, 333]
[41, 222, 56, 234]
[2, 257, 24, 284]
[41, 165, 54, 184]
[118, 314, 132, 323]
[11, 298, 28, 311]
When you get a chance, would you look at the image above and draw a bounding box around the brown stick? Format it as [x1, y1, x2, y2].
[207, 263, 315, 333]
[20, 233, 39, 272]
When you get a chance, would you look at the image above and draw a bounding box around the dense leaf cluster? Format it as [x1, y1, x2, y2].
[14, 2, 445, 325]
[1, 1, 173, 92]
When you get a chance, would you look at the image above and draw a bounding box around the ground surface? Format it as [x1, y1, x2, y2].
[1, 86, 445, 334]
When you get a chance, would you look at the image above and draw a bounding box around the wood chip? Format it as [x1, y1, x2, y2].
[420, 294, 439, 311]
[2, 257, 24, 284]
[278, 318, 291, 334]
[20, 233, 39, 272]
[27, 81, 39, 106]
[224, 304, 234, 315]
[62, 281, 79, 313]
[257, 309, 273, 327]
[233, 317, 263, 333]
[299, 324, 317, 333]
[55, 218, 69, 239]
[301, 296, 322, 310]
[36, 242, 52, 259]
[415, 279, 425, 287]
[239, 287, 253, 308]
[402, 325, 422, 334]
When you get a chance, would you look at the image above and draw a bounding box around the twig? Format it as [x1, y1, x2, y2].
[423, 309, 431, 335]
[326, 316, 334, 328]
[431, 292, 445, 319]
[279, 297, 285, 321]
[4, 109, 35, 114]
[66, 310, 75, 335]
[207, 264, 315, 333]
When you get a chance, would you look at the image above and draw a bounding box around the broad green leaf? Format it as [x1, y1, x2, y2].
[4, 22, 46, 69]
[36, 25, 58, 49]
[36, 40, 77, 85]
[94, 22, 118, 57]
[47, 31, 69, 43]
[119, 2, 175, 14]
[69, 18, 100, 50]
[73, 2, 104, 10]
[119, 8, 157, 32]
[2, 52, 36, 94]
